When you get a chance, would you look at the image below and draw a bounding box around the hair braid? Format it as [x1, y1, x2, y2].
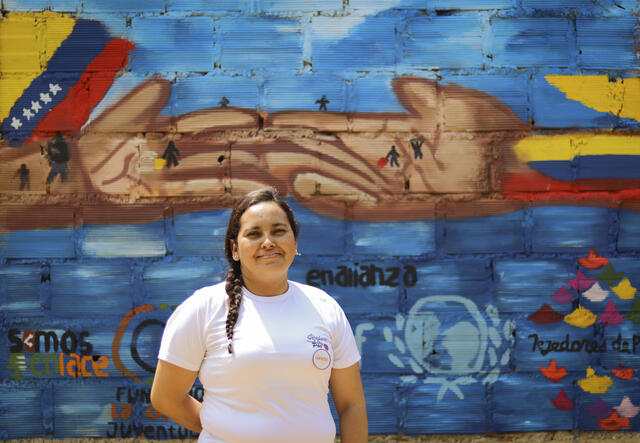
[225, 262, 244, 354]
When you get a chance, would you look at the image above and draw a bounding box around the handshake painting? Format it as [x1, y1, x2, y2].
[1, 75, 637, 228]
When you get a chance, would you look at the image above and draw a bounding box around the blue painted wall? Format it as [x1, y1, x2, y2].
[1, 0, 640, 439]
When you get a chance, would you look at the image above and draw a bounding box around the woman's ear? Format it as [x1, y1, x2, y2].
[230, 240, 239, 261]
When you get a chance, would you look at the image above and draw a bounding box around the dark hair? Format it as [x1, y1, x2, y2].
[224, 187, 299, 354]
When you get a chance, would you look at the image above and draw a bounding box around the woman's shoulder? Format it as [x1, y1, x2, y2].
[178, 281, 227, 313]
[290, 281, 341, 309]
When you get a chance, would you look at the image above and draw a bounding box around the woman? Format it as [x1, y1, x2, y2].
[151, 187, 368, 442]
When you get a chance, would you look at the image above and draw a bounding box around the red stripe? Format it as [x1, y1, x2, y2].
[28, 38, 134, 141]
[501, 171, 640, 202]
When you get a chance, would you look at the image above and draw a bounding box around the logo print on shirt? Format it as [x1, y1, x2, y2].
[307, 333, 329, 350]
[307, 334, 331, 369]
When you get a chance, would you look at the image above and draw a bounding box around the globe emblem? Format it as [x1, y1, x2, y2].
[404, 296, 487, 375]
[384, 295, 513, 401]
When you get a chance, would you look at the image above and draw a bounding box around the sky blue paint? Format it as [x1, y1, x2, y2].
[312, 16, 396, 71]
[50, 262, 134, 316]
[618, 209, 640, 252]
[444, 211, 525, 254]
[129, 16, 215, 73]
[493, 260, 575, 313]
[288, 258, 401, 315]
[289, 201, 347, 255]
[263, 73, 345, 112]
[143, 259, 226, 305]
[406, 260, 492, 306]
[349, 74, 409, 113]
[405, 382, 486, 434]
[4, 0, 79, 10]
[521, 0, 628, 12]
[261, 0, 342, 12]
[530, 206, 610, 253]
[77, 12, 127, 36]
[172, 209, 231, 257]
[360, 376, 398, 433]
[53, 383, 121, 438]
[491, 373, 576, 432]
[531, 75, 619, 128]
[347, 220, 436, 256]
[167, 0, 251, 12]
[80, 222, 166, 258]
[513, 321, 593, 371]
[0, 229, 75, 259]
[218, 17, 303, 71]
[433, 0, 513, 9]
[439, 73, 529, 123]
[172, 76, 260, 115]
[401, 15, 484, 70]
[0, 264, 42, 313]
[82, 0, 163, 12]
[0, 388, 42, 438]
[577, 17, 640, 70]
[349, 0, 426, 9]
[491, 17, 572, 68]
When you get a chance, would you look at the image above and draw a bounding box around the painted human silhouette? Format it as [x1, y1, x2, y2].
[315, 95, 329, 111]
[14, 163, 30, 191]
[410, 137, 424, 160]
[42, 131, 70, 185]
[386, 145, 400, 167]
[162, 140, 180, 168]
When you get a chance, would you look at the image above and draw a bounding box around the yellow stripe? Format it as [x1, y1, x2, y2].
[513, 134, 640, 163]
[546, 75, 640, 122]
[0, 12, 75, 121]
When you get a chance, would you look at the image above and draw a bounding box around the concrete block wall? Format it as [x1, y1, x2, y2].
[1, 0, 639, 439]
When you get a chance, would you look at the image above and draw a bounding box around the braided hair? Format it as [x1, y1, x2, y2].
[223, 187, 299, 354]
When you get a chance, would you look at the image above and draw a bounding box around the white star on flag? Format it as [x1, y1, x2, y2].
[11, 117, 22, 130]
[22, 108, 35, 120]
[40, 92, 52, 104]
[49, 83, 62, 95]
[31, 101, 42, 113]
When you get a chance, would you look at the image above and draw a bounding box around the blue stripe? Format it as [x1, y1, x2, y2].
[528, 155, 640, 180]
[1, 20, 111, 147]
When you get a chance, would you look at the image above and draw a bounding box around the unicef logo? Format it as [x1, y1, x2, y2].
[384, 296, 514, 401]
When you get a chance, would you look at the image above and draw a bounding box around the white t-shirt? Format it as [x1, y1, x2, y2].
[157, 280, 361, 443]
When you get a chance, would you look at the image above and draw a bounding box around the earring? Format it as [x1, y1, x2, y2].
[295, 251, 301, 256]
[233, 255, 239, 261]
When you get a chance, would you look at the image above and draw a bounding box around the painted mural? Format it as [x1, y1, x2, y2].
[1, 0, 640, 439]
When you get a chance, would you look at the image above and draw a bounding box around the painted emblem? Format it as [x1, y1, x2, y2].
[384, 296, 514, 401]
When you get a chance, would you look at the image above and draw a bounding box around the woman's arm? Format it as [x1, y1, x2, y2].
[329, 362, 368, 443]
[150, 359, 203, 433]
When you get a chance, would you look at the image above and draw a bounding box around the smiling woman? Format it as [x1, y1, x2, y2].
[151, 187, 368, 443]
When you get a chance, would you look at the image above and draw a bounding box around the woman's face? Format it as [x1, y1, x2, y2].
[231, 201, 297, 295]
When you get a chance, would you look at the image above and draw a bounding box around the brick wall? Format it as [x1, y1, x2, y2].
[1, 0, 639, 439]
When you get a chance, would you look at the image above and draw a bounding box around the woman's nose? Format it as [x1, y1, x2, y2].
[261, 235, 275, 247]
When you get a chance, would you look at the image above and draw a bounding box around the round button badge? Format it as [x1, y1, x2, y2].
[312, 349, 331, 370]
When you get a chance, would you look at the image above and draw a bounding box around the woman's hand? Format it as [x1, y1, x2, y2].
[150, 359, 202, 434]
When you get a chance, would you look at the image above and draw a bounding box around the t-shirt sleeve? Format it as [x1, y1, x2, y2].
[157, 292, 206, 372]
[330, 300, 361, 369]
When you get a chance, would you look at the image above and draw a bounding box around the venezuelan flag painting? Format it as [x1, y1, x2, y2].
[0, 11, 134, 147]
